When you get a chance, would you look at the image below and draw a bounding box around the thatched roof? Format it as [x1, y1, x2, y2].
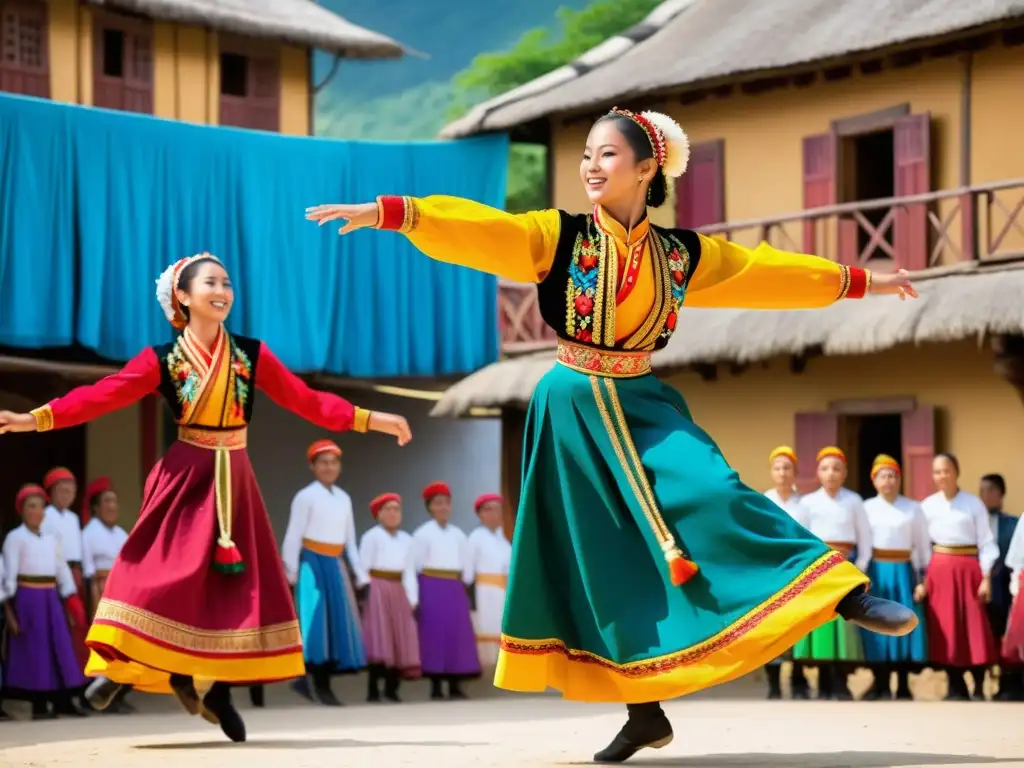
[441, 0, 1024, 138]
[430, 263, 1024, 417]
[87, 0, 406, 58]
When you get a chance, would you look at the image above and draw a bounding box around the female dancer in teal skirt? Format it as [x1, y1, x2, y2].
[307, 107, 919, 763]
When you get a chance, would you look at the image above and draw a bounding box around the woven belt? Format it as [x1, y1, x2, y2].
[872, 548, 912, 563]
[421, 568, 461, 580]
[556, 340, 652, 378]
[302, 539, 344, 558]
[94, 569, 112, 578]
[476, 573, 508, 588]
[370, 569, 403, 581]
[933, 544, 978, 556]
[177, 426, 248, 450]
[18, 576, 57, 589]
[826, 541, 855, 557]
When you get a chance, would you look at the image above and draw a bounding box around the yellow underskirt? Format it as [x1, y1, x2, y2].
[493, 555, 868, 703]
[85, 624, 305, 695]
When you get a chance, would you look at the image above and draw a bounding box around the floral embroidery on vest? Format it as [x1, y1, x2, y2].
[565, 232, 601, 343]
[229, 339, 252, 419]
[166, 340, 200, 405]
[659, 234, 691, 344]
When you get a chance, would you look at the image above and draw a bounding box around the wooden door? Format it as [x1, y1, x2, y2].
[675, 140, 724, 228]
[900, 405, 935, 500]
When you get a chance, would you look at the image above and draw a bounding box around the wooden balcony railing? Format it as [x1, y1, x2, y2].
[498, 179, 1024, 353]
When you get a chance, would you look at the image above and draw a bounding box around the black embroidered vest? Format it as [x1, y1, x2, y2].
[535, 211, 703, 351]
[152, 332, 263, 426]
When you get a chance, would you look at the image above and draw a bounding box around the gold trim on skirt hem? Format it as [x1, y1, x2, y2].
[493, 552, 868, 703]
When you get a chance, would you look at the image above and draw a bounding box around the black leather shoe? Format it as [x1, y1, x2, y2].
[835, 590, 917, 636]
[203, 684, 246, 743]
[169, 674, 202, 716]
[593, 706, 673, 764]
[85, 677, 125, 711]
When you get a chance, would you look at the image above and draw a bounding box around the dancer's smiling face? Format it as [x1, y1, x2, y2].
[580, 117, 657, 209]
[176, 260, 234, 325]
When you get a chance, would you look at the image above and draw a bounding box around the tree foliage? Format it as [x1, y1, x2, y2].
[448, 0, 662, 211]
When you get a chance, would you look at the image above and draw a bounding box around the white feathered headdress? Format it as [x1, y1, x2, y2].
[610, 107, 690, 178]
[154, 252, 223, 329]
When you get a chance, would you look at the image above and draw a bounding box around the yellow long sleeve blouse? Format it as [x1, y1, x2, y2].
[374, 195, 871, 347]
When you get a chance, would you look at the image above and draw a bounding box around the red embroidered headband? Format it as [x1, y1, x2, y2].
[609, 107, 690, 178]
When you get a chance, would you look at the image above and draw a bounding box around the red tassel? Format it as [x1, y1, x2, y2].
[213, 542, 245, 574]
[669, 555, 699, 586]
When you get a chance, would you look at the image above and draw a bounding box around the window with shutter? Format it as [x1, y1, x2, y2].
[674, 140, 724, 228]
[219, 40, 280, 132]
[93, 13, 153, 114]
[0, 0, 49, 98]
[801, 133, 837, 255]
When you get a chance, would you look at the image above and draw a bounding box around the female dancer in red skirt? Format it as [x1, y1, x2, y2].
[919, 452, 998, 700]
[0, 252, 411, 741]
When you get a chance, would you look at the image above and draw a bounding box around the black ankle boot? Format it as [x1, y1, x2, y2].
[791, 662, 810, 699]
[894, 669, 913, 700]
[367, 665, 383, 702]
[817, 665, 835, 700]
[248, 685, 265, 708]
[203, 683, 246, 743]
[430, 677, 445, 700]
[835, 587, 917, 636]
[969, 666, 987, 700]
[765, 664, 782, 699]
[53, 692, 88, 717]
[313, 665, 341, 706]
[861, 666, 890, 701]
[85, 676, 125, 711]
[945, 668, 970, 701]
[448, 678, 468, 700]
[169, 674, 202, 716]
[384, 669, 401, 702]
[593, 702, 673, 764]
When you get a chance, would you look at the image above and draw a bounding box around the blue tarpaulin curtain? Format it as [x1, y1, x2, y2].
[0, 93, 508, 378]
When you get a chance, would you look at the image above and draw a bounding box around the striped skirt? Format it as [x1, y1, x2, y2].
[363, 571, 421, 678]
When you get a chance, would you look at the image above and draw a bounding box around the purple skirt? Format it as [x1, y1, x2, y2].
[4, 585, 88, 697]
[417, 574, 481, 678]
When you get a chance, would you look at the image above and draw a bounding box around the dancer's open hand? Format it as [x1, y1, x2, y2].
[0, 411, 37, 434]
[869, 269, 918, 301]
[369, 411, 412, 446]
[305, 203, 378, 235]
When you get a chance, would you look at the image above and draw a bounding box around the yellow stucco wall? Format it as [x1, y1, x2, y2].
[665, 340, 1024, 512]
[551, 45, 1024, 260]
[44, 7, 312, 134]
[86, 406, 142, 528]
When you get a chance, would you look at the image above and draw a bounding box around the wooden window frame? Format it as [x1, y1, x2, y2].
[92, 10, 154, 114]
[0, 0, 49, 98]
[218, 36, 280, 132]
[830, 103, 910, 137]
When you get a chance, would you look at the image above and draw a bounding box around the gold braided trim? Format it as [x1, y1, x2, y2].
[370, 569, 403, 581]
[871, 548, 911, 563]
[421, 568, 461, 580]
[476, 573, 508, 588]
[92, 598, 302, 655]
[177, 426, 247, 451]
[557, 340, 651, 378]
[933, 544, 979, 556]
[31, 404, 54, 432]
[302, 539, 344, 557]
[354, 407, 371, 433]
[836, 265, 851, 301]
[500, 550, 846, 677]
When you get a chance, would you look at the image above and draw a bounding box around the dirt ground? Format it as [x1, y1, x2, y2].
[0, 669, 1021, 768]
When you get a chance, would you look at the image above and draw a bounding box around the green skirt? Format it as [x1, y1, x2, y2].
[495, 362, 868, 703]
[792, 616, 864, 662]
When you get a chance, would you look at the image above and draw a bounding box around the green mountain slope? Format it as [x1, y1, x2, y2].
[313, 0, 591, 140]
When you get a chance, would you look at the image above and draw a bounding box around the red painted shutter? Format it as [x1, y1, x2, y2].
[0, 0, 49, 97]
[802, 133, 837, 254]
[893, 113, 931, 271]
[900, 405, 935, 501]
[675, 140, 724, 228]
[124, 29, 153, 114]
[248, 55, 280, 132]
[93, 19, 153, 114]
[793, 411, 839, 494]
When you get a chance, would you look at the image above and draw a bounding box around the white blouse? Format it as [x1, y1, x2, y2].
[801, 487, 873, 572]
[920, 490, 999, 575]
[763, 489, 811, 529]
[863, 494, 932, 572]
[412, 519, 471, 584]
[81, 518, 129, 578]
[40, 505, 83, 563]
[1004, 519, 1024, 597]
[358, 525, 419, 608]
[282, 481, 368, 587]
[2, 525, 77, 599]
[467, 525, 512, 580]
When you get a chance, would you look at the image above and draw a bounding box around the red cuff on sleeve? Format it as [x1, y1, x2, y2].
[846, 266, 869, 299]
[376, 195, 409, 231]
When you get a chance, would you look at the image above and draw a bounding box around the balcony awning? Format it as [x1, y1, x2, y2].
[431, 262, 1024, 417]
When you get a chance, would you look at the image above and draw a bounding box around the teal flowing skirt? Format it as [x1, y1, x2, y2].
[495, 363, 868, 703]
